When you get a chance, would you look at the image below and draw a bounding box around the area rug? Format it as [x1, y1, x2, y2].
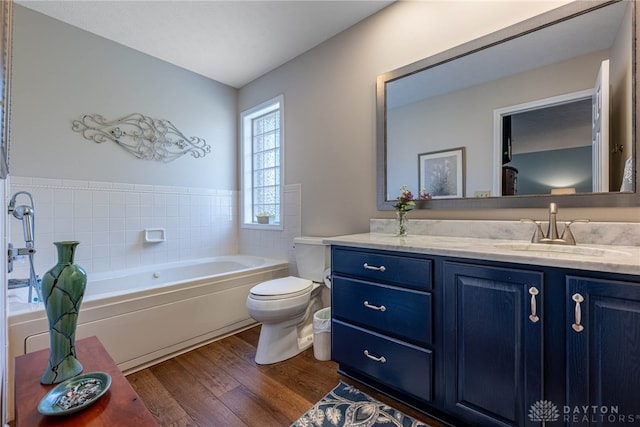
[292, 381, 431, 427]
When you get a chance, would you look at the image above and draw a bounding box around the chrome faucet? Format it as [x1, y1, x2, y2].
[521, 203, 589, 245]
[7, 191, 42, 302]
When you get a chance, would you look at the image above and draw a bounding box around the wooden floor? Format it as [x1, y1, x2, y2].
[127, 325, 449, 426]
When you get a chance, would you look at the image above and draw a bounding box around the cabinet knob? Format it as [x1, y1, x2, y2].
[572, 293, 585, 332]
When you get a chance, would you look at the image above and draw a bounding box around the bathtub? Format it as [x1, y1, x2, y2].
[7, 255, 288, 419]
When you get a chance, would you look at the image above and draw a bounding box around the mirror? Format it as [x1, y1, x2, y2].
[378, 0, 638, 210]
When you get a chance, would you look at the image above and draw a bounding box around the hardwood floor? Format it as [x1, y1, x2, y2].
[127, 325, 449, 427]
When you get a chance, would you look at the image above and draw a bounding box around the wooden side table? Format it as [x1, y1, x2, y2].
[14, 336, 157, 426]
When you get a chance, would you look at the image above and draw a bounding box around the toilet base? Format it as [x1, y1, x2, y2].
[254, 322, 314, 364]
[253, 295, 322, 365]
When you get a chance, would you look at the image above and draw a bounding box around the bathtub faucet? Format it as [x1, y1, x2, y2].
[8, 191, 35, 248]
[7, 191, 42, 302]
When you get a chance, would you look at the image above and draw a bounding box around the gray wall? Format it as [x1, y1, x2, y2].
[10, 5, 236, 189]
[239, 0, 638, 238]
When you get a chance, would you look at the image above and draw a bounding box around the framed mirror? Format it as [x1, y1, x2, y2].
[377, 0, 638, 210]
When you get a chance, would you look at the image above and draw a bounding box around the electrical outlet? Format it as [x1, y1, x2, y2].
[474, 190, 491, 198]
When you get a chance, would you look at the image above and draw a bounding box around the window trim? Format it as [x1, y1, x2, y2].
[240, 95, 284, 230]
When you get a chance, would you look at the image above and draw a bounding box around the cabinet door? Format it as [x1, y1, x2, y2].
[566, 276, 640, 425]
[444, 262, 543, 427]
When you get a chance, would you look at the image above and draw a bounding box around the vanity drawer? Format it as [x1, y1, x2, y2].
[333, 320, 433, 402]
[332, 247, 432, 291]
[332, 276, 432, 347]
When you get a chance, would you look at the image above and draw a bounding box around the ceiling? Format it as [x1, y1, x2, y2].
[15, 0, 394, 88]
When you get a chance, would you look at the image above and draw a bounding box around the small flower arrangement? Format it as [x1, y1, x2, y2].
[393, 185, 432, 213]
[392, 185, 432, 236]
[393, 185, 415, 212]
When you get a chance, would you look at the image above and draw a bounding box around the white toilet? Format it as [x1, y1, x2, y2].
[246, 236, 330, 364]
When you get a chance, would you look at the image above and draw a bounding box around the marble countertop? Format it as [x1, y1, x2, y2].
[323, 233, 640, 276]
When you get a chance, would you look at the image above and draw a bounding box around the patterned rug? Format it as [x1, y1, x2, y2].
[292, 381, 431, 427]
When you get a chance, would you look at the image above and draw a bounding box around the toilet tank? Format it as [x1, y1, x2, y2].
[293, 236, 330, 282]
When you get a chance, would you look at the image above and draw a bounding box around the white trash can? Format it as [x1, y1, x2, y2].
[313, 307, 331, 361]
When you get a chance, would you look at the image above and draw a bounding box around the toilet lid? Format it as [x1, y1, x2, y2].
[250, 276, 313, 300]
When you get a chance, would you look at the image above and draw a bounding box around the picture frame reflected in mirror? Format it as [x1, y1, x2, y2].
[418, 147, 465, 199]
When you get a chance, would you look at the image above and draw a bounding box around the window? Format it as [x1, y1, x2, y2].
[241, 95, 283, 228]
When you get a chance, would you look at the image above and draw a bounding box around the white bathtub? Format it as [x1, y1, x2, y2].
[7, 256, 288, 419]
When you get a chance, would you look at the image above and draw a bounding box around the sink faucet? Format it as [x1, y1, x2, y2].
[521, 203, 589, 245]
[546, 202, 560, 241]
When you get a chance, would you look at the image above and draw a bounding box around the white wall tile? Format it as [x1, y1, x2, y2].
[92, 191, 110, 204]
[92, 218, 109, 233]
[9, 177, 238, 278]
[88, 181, 112, 190]
[92, 204, 110, 218]
[73, 203, 93, 219]
[110, 191, 125, 205]
[53, 189, 72, 203]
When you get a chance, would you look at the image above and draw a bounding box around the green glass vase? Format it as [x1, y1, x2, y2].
[40, 241, 87, 384]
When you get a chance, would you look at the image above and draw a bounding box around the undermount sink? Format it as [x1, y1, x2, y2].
[494, 242, 633, 258]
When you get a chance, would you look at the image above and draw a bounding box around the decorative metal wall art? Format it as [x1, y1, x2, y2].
[71, 113, 211, 162]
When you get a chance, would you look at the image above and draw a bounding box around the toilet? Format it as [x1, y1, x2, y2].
[246, 236, 330, 364]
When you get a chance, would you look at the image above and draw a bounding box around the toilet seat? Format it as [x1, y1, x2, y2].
[249, 276, 313, 301]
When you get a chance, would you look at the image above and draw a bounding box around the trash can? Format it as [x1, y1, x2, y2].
[313, 307, 331, 361]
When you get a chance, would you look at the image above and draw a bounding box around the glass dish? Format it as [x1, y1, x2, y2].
[37, 371, 111, 416]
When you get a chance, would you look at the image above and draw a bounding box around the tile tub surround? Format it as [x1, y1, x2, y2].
[8, 176, 237, 277]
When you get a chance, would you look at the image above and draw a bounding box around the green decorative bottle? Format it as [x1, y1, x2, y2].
[40, 241, 87, 384]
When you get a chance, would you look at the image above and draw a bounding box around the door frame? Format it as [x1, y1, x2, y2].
[492, 88, 594, 195]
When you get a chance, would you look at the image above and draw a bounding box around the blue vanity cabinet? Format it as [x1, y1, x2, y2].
[443, 261, 544, 427]
[330, 243, 640, 426]
[331, 246, 435, 403]
[565, 275, 640, 424]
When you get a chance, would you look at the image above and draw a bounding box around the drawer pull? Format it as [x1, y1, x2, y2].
[364, 350, 386, 363]
[572, 293, 585, 332]
[528, 287, 540, 323]
[363, 263, 386, 272]
[363, 301, 386, 312]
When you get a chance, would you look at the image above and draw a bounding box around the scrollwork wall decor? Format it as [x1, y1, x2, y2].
[71, 113, 211, 162]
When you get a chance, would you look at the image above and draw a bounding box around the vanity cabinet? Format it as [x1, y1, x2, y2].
[330, 244, 640, 427]
[331, 247, 435, 402]
[443, 261, 543, 427]
[566, 276, 640, 423]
